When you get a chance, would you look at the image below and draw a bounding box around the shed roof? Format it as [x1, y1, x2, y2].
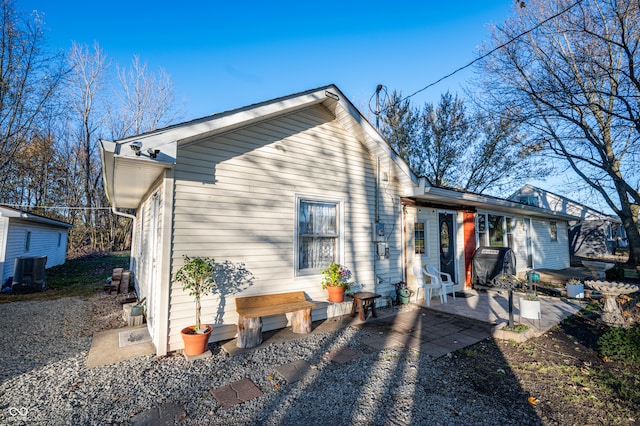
[0, 206, 73, 228]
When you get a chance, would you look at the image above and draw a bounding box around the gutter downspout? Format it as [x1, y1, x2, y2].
[111, 206, 136, 271]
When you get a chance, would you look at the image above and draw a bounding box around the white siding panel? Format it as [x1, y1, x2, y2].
[2, 219, 68, 282]
[167, 104, 405, 351]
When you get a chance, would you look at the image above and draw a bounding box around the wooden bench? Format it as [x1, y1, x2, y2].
[235, 291, 316, 349]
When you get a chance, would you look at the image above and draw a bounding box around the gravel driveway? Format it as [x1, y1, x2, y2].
[0, 294, 540, 425]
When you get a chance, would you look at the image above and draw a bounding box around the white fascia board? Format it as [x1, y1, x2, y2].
[412, 186, 579, 221]
[115, 91, 328, 148]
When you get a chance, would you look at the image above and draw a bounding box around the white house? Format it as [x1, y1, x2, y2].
[0, 206, 72, 285]
[100, 85, 575, 356]
[404, 185, 575, 293]
[509, 184, 626, 257]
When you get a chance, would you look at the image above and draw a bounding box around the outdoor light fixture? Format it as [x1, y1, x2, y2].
[325, 90, 339, 101]
[147, 148, 160, 158]
[130, 141, 143, 156]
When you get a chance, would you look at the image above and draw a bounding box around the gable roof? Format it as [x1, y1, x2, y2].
[0, 206, 73, 228]
[509, 184, 618, 222]
[100, 84, 418, 209]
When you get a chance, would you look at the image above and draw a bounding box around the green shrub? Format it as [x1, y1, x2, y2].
[598, 326, 640, 366]
[605, 264, 625, 280]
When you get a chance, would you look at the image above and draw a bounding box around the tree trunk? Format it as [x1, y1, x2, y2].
[622, 204, 640, 266]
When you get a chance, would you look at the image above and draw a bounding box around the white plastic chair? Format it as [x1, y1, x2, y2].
[413, 264, 441, 307]
[426, 264, 456, 303]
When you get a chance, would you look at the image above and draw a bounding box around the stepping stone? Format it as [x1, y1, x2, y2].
[275, 359, 311, 383]
[324, 347, 361, 364]
[130, 403, 186, 425]
[210, 378, 263, 410]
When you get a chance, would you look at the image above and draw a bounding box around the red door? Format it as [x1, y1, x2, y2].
[463, 212, 476, 287]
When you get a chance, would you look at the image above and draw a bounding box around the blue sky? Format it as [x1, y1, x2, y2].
[16, 1, 615, 213]
[20, 0, 514, 119]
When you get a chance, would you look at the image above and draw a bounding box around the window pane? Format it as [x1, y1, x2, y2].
[415, 222, 425, 254]
[550, 221, 557, 241]
[489, 215, 505, 247]
[298, 200, 338, 271]
[299, 201, 337, 236]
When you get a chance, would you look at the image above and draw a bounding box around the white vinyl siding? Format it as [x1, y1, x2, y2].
[480, 213, 570, 273]
[1, 219, 68, 283]
[166, 104, 404, 350]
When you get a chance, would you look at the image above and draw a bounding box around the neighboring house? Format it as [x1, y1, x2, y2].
[509, 184, 626, 257]
[0, 206, 72, 285]
[100, 85, 575, 356]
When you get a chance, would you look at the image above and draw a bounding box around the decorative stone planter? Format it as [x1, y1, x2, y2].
[566, 283, 584, 299]
[581, 260, 615, 280]
[585, 280, 640, 326]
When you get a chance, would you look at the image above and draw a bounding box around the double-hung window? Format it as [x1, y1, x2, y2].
[297, 199, 341, 275]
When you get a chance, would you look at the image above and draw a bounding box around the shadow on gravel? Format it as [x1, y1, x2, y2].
[242, 309, 542, 425]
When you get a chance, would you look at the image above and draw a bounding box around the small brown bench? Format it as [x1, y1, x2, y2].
[235, 291, 316, 349]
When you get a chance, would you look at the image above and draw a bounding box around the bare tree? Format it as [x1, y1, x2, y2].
[479, 0, 640, 264]
[0, 0, 64, 176]
[110, 55, 179, 139]
[65, 42, 109, 229]
[379, 91, 539, 194]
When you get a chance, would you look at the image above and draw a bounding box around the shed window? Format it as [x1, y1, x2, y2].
[58, 233, 62, 247]
[297, 199, 340, 274]
[415, 222, 426, 254]
[25, 231, 31, 252]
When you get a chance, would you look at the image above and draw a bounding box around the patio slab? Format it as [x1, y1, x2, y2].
[275, 359, 312, 383]
[210, 378, 263, 410]
[323, 347, 362, 364]
[87, 324, 155, 368]
[419, 288, 585, 338]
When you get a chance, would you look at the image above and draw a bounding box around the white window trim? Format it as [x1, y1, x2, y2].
[294, 194, 345, 277]
[414, 220, 428, 257]
[477, 212, 515, 248]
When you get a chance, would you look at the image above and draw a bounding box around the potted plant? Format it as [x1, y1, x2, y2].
[321, 262, 351, 302]
[175, 255, 217, 356]
[566, 278, 584, 299]
[520, 291, 541, 320]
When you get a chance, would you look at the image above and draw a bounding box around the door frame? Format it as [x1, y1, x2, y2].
[438, 210, 457, 284]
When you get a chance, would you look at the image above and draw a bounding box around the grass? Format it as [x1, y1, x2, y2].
[0, 252, 130, 303]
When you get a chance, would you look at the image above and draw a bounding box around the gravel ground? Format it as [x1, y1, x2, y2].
[0, 294, 540, 425]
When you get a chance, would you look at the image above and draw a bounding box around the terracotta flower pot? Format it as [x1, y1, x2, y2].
[327, 285, 346, 302]
[181, 325, 213, 356]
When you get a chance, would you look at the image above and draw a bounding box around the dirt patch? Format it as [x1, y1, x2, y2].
[450, 299, 640, 425]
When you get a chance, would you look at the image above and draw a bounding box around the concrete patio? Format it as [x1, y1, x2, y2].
[419, 288, 587, 340]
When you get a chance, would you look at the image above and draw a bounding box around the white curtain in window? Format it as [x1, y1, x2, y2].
[299, 201, 337, 270]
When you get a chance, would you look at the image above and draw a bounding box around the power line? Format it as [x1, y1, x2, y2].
[1, 203, 114, 210]
[382, 0, 586, 112]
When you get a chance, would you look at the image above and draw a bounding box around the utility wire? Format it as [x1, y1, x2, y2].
[1, 203, 114, 210]
[382, 0, 586, 113]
